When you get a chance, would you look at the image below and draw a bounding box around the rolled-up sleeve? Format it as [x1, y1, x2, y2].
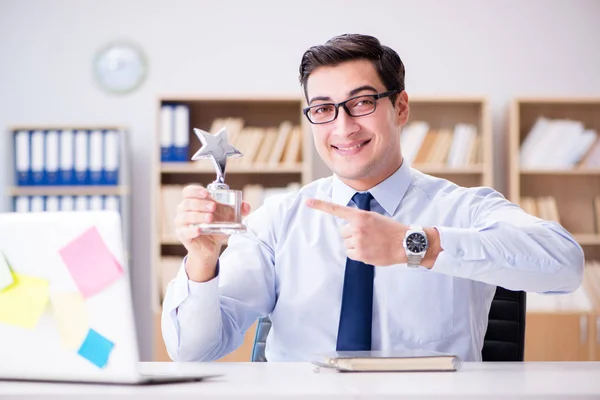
[160, 203, 278, 361]
[431, 188, 584, 294]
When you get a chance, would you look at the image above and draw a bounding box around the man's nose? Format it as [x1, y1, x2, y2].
[332, 106, 360, 136]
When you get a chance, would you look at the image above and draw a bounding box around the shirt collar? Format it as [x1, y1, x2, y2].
[331, 160, 412, 216]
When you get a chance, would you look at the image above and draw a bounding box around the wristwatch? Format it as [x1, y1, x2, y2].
[403, 225, 429, 268]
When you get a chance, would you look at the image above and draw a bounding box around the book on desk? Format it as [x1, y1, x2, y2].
[312, 349, 461, 372]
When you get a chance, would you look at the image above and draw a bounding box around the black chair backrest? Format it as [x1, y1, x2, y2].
[482, 286, 526, 361]
[251, 286, 526, 362]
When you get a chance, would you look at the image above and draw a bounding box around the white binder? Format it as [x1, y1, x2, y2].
[89, 195, 104, 210]
[45, 130, 60, 185]
[30, 130, 45, 185]
[60, 196, 74, 211]
[160, 105, 174, 161]
[104, 195, 120, 212]
[14, 196, 30, 212]
[89, 130, 104, 185]
[75, 195, 88, 211]
[45, 196, 60, 212]
[30, 196, 44, 212]
[74, 130, 89, 185]
[103, 130, 120, 185]
[173, 105, 189, 161]
[59, 130, 75, 185]
[14, 130, 30, 186]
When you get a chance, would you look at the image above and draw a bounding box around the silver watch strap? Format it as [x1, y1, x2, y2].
[406, 253, 423, 268]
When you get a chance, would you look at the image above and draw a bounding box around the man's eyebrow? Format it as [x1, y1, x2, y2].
[307, 85, 379, 105]
[348, 85, 378, 97]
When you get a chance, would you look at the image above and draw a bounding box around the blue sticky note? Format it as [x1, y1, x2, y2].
[77, 329, 114, 368]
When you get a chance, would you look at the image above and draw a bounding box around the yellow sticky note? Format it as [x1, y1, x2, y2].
[49, 292, 89, 350]
[0, 253, 13, 292]
[0, 273, 49, 329]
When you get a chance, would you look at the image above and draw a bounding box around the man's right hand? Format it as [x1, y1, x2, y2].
[175, 184, 251, 282]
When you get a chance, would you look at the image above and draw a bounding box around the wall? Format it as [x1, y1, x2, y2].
[1, 0, 599, 360]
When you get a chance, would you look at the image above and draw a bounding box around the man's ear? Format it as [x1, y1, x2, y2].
[395, 90, 410, 126]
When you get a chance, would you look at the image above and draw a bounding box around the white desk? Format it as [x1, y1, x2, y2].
[1, 362, 600, 399]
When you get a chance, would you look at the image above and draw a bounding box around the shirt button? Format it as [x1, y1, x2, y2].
[507, 256, 515, 265]
[456, 249, 464, 257]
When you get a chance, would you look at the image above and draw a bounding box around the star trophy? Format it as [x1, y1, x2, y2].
[190, 127, 247, 235]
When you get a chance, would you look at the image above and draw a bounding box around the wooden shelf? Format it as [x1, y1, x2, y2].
[521, 169, 600, 176]
[414, 164, 484, 175]
[8, 186, 129, 196]
[574, 234, 600, 246]
[161, 162, 304, 174]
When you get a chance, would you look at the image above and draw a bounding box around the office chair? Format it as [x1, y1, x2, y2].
[251, 286, 526, 362]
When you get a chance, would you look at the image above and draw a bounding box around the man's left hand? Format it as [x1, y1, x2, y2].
[306, 198, 441, 268]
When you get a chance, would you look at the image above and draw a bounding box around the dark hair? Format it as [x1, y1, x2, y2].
[298, 34, 405, 104]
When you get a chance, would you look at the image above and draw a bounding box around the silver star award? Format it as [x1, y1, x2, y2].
[190, 127, 247, 235]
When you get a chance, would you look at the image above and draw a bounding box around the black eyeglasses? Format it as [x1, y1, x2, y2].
[303, 90, 397, 124]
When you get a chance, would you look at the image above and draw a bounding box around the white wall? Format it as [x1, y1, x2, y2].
[1, 0, 599, 360]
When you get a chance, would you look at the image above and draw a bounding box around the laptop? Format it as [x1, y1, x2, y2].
[0, 210, 214, 384]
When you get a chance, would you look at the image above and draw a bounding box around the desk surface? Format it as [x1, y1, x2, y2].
[2, 362, 600, 399]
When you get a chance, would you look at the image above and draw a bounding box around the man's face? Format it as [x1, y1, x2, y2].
[305, 59, 408, 190]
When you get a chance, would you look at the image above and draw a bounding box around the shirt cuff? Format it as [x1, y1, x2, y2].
[430, 226, 485, 278]
[165, 257, 220, 311]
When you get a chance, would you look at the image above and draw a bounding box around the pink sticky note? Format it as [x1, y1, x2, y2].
[59, 227, 123, 298]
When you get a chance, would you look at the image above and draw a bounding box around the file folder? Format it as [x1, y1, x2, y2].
[45, 130, 60, 186]
[103, 130, 120, 185]
[30, 131, 45, 186]
[74, 130, 89, 185]
[160, 105, 174, 162]
[89, 195, 103, 210]
[60, 196, 74, 211]
[89, 130, 103, 185]
[173, 105, 189, 161]
[104, 196, 120, 212]
[45, 196, 60, 212]
[14, 196, 30, 212]
[60, 130, 75, 185]
[30, 196, 44, 212]
[14, 130, 30, 186]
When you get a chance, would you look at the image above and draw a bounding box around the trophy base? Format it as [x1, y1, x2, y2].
[192, 222, 247, 235]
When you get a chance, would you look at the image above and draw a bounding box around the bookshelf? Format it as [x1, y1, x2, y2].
[508, 98, 600, 361]
[151, 95, 312, 361]
[404, 97, 493, 188]
[4, 126, 131, 249]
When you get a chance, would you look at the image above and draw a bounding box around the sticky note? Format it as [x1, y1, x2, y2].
[50, 292, 89, 350]
[59, 227, 123, 298]
[0, 273, 49, 329]
[77, 328, 114, 368]
[0, 252, 13, 292]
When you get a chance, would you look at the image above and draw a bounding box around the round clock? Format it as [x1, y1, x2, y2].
[93, 41, 147, 95]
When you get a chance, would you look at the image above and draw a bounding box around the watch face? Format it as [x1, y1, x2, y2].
[406, 232, 427, 253]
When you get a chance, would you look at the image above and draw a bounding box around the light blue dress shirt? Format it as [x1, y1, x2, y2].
[162, 161, 584, 362]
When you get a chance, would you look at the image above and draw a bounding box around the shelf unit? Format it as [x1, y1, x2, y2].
[407, 96, 493, 188]
[508, 98, 600, 361]
[4, 125, 131, 250]
[151, 95, 312, 362]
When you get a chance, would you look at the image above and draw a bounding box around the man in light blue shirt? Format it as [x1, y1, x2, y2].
[162, 34, 584, 362]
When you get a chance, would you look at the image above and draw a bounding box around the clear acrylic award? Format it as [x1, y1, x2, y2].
[190, 127, 247, 235]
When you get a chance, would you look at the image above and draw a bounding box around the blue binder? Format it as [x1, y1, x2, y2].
[59, 130, 75, 186]
[45, 130, 60, 186]
[160, 104, 174, 162]
[30, 130, 45, 186]
[74, 130, 89, 185]
[14, 130, 31, 186]
[103, 130, 120, 185]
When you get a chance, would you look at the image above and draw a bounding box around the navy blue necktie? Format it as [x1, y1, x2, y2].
[336, 192, 374, 351]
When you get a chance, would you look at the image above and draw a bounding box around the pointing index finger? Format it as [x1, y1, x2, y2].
[306, 198, 359, 220]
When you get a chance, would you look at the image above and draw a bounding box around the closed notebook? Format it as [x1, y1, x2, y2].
[312, 350, 461, 372]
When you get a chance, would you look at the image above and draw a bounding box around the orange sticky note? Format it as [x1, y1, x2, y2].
[59, 227, 123, 298]
[0, 273, 49, 329]
[50, 292, 89, 350]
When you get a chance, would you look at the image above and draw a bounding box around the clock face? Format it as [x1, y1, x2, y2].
[406, 232, 428, 253]
[93, 42, 147, 94]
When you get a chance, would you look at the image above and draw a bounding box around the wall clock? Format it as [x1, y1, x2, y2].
[93, 41, 147, 95]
